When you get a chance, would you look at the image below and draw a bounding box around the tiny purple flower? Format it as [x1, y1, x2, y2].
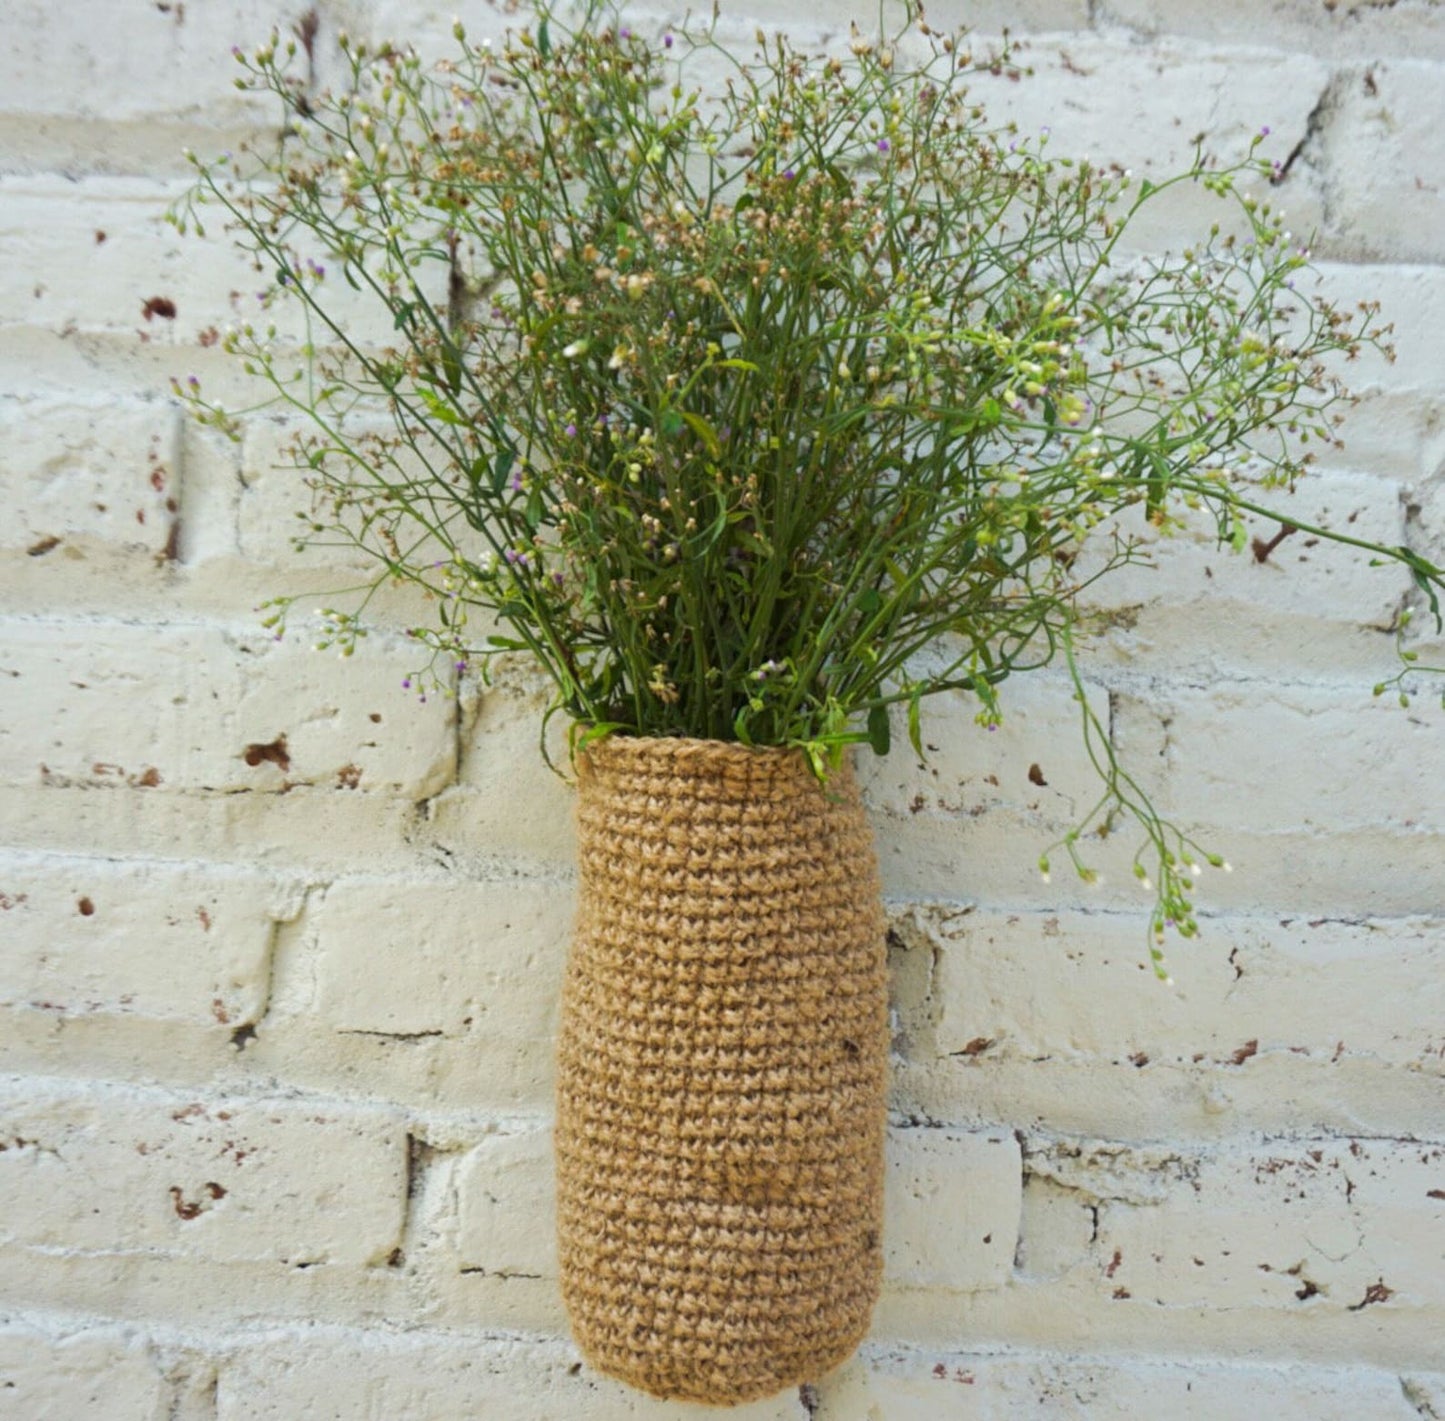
[565, 422, 578, 437]
[402, 678, 412, 689]
[877, 137, 890, 153]
[664, 32, 674, 48]
[782, 167, 796, 180]
[619, 26, 631, 39]
[1260, 124, 1271, 137]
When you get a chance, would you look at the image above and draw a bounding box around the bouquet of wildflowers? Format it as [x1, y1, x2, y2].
[172, 0, 1442, 968]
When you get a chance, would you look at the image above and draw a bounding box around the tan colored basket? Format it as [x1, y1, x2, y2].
[554, 736, 889, 1404]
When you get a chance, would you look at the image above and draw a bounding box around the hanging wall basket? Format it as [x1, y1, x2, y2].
[555, 736, 890, 1404]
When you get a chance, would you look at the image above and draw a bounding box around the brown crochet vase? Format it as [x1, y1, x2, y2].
[554, 736, 889, 1405]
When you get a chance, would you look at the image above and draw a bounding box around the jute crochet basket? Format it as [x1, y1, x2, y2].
[555, 736, 889, 1405]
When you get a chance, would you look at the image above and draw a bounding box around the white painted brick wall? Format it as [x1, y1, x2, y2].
[2, 0, 1443, 1415]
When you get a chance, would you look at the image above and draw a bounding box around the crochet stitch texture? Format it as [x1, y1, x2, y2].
[555, 736, 889, 1403]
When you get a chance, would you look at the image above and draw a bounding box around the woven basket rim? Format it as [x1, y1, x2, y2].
[576, 732, 841, 789]
[580, 731, 804, 760]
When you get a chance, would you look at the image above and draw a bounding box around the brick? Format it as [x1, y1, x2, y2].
[1309, 263, 1445, 399]
[0, 114, 248, 183]
[0, 854, 285, 1030]
[1075, 471, 1407, 632]
[364, 0, 517, 61]
[311, 876, 567, 1041]
[0, 779, 423, 879]
[1099, 0, 1445, 61]
[896, 1052, 1445, 1170]
[237, 415, 452, 571]
[681, 0, 1090, 34]
[1314, 390, 1444, 483]
[0, 0, 302, 124]
[0, 1322, 170, 1421]
[1322, 62, 1445, 263]
[0, 397, 181, 561]
[1025, 1135, 1445, 1317]
[857, 674, 1109, 827]
[444, 669, 579, 867]
[0, 178, 447, 350]
[455, 1126, 557, 1278]
[213, 1329, 804, 1420]
[1111, 682, 1444, 834]
[885, 1129, 1021, 1291]
[906, 0, 1091, 31]
[0, 179, 257, 342]
[0, 1080, 407, 1265]
[815, 1346, 1433, 1418]
[930, 908, 1445, 1070]
[0, 619, 456, 799]
[958, 39, 1329, 244]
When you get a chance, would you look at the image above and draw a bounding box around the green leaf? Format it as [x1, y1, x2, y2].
[570, 720, 625, 762]
[681, 411, 721, 457]
[1146, 450, 1170, 518]
[1039, 395, 1059, 451]
[867, 703, 891, 757]
[537, 18, 551, 56]
[418, 387, 464, 425]
[1402, 546, 1444, 631]
[486, 634, 530, 650]
[491, 448, 516, 495]
[440, 333, 465, 395]
[858, 587, 882, 615]
[660, 408, 686, 438]
[732, 704, 754, 745]
[907, 685, 924, 759]
[717, 358, 760, 373]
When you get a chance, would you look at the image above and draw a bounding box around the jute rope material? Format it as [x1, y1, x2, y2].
[555, 736, 889, 1404]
